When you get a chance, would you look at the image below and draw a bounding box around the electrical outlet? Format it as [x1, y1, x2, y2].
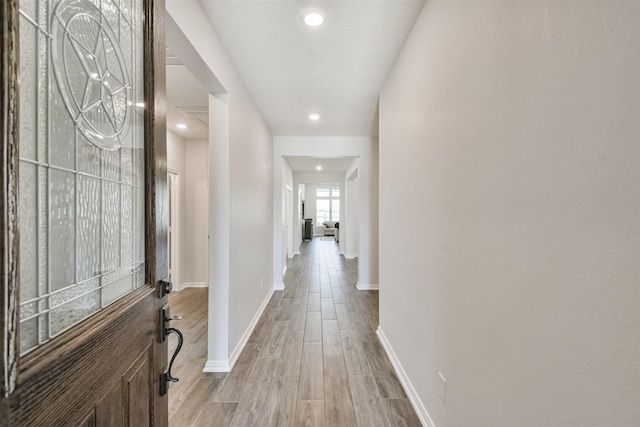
[438, 372, 446, 404]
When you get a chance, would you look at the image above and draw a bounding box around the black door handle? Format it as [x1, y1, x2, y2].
[159, 304, 184, 396]
[163, 327, 183, 383]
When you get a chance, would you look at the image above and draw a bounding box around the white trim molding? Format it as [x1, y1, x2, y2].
[203, 287, 274, 373]
[203, 360, 231, 372]
[282, 265, 288, 276]
[356, 282, 379, 291]
[344, 254, 357, 260]
[274, 282, 285, 291]
[377, 327, 435, 427]
[179, 282, 207, 291]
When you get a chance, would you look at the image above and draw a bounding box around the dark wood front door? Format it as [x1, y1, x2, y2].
[0, 0, 170, 425]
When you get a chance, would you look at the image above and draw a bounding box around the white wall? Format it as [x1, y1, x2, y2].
[274, 138, 378, 289]
[344, 158, 359, 258]
[167, 2, 273, 371]
[183, 139, 209, 286]
[295, 183, 305, 253]
[167, 130, 186, 289]
[167, 132, 209, 290]
[282, 159, 294, 277]
[379, 2, 640, 426]
[302, 182, 317, 233]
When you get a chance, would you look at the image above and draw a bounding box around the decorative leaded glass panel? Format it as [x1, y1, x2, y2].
[18, 0, 146, 355]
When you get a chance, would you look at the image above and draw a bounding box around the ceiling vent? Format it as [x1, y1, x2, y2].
[178, 108, 209, 127]
[165, 46, 183, 66]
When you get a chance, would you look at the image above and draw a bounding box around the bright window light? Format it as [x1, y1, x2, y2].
[316, 186, 340, 226]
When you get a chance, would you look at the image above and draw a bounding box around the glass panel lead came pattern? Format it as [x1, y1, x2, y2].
[17, 0, 145, 355]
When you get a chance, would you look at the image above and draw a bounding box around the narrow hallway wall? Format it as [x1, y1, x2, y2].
[167, 1, 274, 371]
[379, 2, 640, 426]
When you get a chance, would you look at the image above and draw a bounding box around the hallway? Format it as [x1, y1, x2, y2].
[168, 238, 421, 426]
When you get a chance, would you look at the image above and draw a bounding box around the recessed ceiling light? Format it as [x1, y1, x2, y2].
[304, 11, 324, 27]
[316, 166, 322, 171]
[177, 124, 187, 129]
[300, 7, 324, 27]
[309, 114, 320, 121]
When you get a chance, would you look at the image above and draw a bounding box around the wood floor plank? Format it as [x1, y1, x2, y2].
[260, 376, 299, 427]
[304, 312, 322, 342]
[323, 357, 358, 427]
[249, 307, 275, 344]
[229, 358, 280, 427]
[330, 276, 342, 288]
[307, 292, 321, 312]
[283, 282, 297, 299]
[168, 356, 212, 413]
[295, 400, 324, 427]
[352, 310, 377, 339]
[192, 402, 238, 427]
[332, 288, 346, 304]
[275, 298, 294, 321]
[335, 304, 356, 330]
[289, 303, 307, 331]
[280, 330, 304, 377]
[299, 277, 310, 288]
[322, 320, 343, 357]
[320, 283, 333, 298]
[259, 320, 289, 358]
[293, 286, 309, 305]
[269, 292, 285, 308]
[298, 343, 324, 400]
[381, 399, 422, 427]
[363, 342, 406, 399]
[309, 282, 320, 293]
[340, 330, 372, 376]
[349, 375, 387, 427]
[169, 374, 224, 426]
[214, 343, 261, 402]
[321, 298, 337, 320]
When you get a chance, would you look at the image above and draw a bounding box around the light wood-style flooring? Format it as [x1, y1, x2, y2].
[168, 238, 421, 426]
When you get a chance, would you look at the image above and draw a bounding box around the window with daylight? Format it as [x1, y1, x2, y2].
[316, 186, 340, 226]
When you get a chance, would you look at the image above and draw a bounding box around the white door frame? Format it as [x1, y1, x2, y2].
[168, 169, 180, 291]
[285, 185, 293, 260]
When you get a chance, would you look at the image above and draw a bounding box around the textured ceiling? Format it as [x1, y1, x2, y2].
[199, 0, 426, 136]
[285, 156, 356, 173]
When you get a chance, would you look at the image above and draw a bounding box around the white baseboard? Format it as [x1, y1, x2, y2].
[377, 327, 435, 427]
[283, 265, 288, 276]
[203, 287, 274, 373]
[356, 282, 379, 291]
[344, 254, 357, 259]
[179, 282, 207, 291]
[274, 282, 285, 291]
[203, 360, 231, 372]
[294, 251, 300, 255]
